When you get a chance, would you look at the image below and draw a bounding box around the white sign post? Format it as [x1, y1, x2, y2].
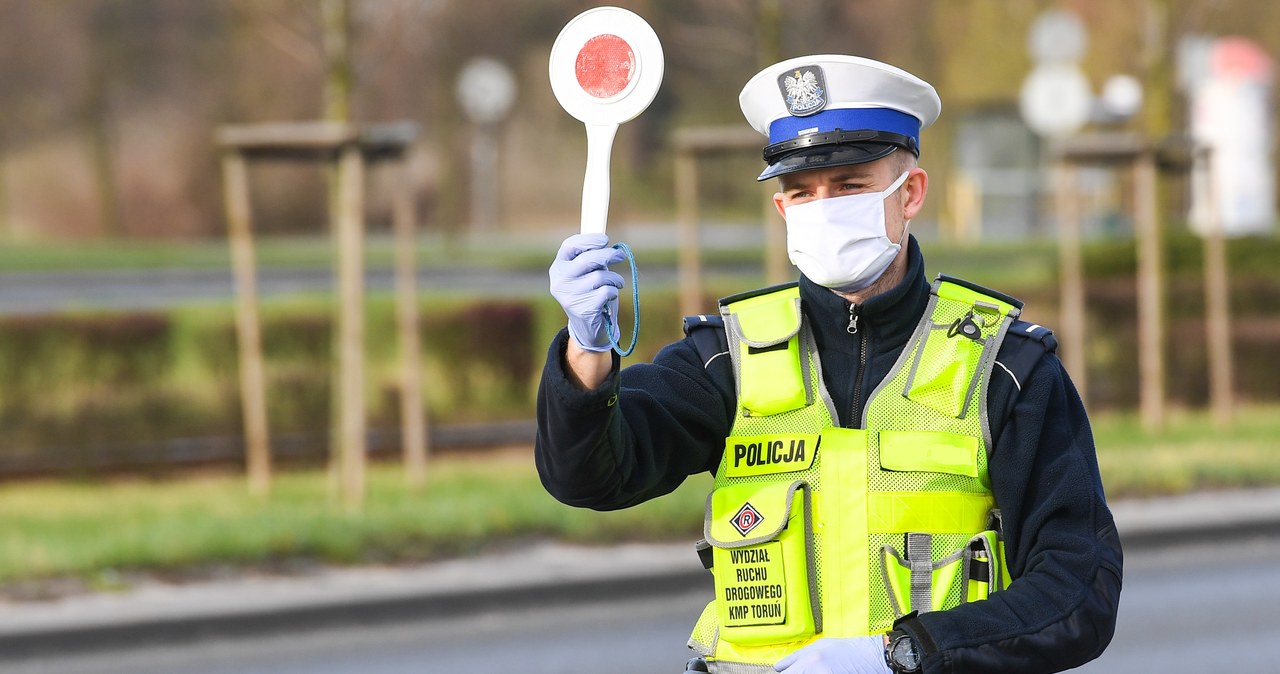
[1020, 8, 1092, 139]
[1019, 64, 1092, 140]
[1019, 8, 1093, 402]
[457, 58, 517, 232]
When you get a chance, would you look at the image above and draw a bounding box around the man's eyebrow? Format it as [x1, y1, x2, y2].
[828, 170, 876, 182]
[781, 170, 874, 190]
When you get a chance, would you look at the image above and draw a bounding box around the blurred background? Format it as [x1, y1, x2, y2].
[4, 0, 1276, 240]
[0, 1, 1279, 672]
[0, 0, 1276, 477]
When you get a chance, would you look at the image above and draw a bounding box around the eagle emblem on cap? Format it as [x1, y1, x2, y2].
[778, 66, 827, 116]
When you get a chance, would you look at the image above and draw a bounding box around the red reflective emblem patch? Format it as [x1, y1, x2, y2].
[731, 502, 764, 537]
[574, 34, 635, 98]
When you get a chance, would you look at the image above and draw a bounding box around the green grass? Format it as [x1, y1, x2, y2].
[2, 403, 1278, 589]
[0, 453, 711, 586]
[1093, 404, 1280, 497]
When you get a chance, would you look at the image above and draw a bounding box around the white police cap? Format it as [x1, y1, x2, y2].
[739, 54, 941, 181]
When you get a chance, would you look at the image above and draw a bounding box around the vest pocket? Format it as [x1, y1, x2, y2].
[879, 430, 980, 478]
[879, 530, 1004, 617]
[903, 322, 989, 419]
[962, 530, 1002, 602]
[703, 480, 818, 647]
[725, 295, 810, 417]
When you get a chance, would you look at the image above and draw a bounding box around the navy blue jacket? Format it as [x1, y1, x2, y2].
[536, 237, 1122, 673]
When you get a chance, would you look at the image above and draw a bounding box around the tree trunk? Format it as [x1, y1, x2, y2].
[83, 12, 124, 238]
[321, 0, 366, 512]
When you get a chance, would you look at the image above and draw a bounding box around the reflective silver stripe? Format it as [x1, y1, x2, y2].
[708, 660, 775, 674]
[907, 533, 933, 615]
[705, 351, 730, 369]
[993, 359, 1021, 390]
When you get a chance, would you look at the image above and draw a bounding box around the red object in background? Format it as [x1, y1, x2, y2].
[1212, 36, 1272, 82]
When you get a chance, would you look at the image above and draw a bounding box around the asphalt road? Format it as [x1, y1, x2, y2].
[0, 266, 555, 314]
[1073, 533, 1280, 673]
[8, 535, 1280, 674]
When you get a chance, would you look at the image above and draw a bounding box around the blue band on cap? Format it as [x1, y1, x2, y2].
[768, 108, 921, 146]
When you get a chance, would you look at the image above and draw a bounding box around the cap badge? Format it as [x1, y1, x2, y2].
[778, 66, 827, 117]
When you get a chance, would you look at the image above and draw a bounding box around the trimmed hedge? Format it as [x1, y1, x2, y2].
[0, 291, 695, 476]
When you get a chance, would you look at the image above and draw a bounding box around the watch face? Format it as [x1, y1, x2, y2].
[892, 636, 921, 669]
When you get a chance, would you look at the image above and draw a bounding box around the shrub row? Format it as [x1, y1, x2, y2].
[0, 244, 1277, 476]
[0, 291, 693, 476]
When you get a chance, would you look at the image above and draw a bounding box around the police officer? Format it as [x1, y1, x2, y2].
[538, 55, 1121, 674]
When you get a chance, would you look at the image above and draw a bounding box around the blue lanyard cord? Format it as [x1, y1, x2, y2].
[603, 241, 640, 357]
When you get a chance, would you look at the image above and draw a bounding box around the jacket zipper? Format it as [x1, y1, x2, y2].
[848, 302, 868, 427]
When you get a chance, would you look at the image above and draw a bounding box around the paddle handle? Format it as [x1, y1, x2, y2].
[580, 122, 619, 235]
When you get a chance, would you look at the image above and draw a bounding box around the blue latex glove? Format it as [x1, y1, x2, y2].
[549, 233, 627, 352]
[774, 636, 892, 674]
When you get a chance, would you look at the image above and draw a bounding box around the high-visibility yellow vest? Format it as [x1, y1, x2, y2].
[688, 277, 1019, 672]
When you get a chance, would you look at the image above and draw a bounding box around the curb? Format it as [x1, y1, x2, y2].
[0, 568, 713, 660]
[0, 542, 710, 660]
[1110, 487, 1280, 549]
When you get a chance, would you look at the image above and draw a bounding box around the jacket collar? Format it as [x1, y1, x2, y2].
[798, 235, 929, 350]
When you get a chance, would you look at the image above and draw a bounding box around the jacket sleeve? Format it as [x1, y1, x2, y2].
[535, 328, 735, 510]
[896, 351, 1123, 674]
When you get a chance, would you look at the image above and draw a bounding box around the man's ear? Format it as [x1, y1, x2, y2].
[773, 192, 787, 220]
[901, 168, 928, 221]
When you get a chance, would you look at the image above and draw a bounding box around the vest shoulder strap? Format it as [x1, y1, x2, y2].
[719, 283, 810, 417]
[718, 281, 800, 309]
[934, 274, 1024, 312]
[931, 274, 1056, 390]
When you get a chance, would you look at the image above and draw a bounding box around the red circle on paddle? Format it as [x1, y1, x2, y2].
[575, 34, 636, 98]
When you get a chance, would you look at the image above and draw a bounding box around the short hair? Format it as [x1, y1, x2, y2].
[890, 147, 918, 174]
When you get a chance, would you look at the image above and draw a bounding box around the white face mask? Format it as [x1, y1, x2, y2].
[784, 170, 910, 293]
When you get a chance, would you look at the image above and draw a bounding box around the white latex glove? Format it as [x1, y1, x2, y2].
[548, 233, 627, 352]
[774, 636, 892, 674]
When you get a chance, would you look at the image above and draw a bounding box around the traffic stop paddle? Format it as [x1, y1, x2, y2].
[549, 6, 664, 354]
[549, 6, 664, 235]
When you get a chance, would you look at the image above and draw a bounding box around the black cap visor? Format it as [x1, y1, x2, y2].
[757, 143, 898, 181]
[757, 128, 919, 181]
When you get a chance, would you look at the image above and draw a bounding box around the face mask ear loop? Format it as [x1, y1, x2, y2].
[886, 170, 912, 247]
[602, 241, 641, 357]
[882, 170, 911, 199]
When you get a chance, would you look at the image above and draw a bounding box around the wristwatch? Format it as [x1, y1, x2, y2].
[884, 629, 922, 673]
